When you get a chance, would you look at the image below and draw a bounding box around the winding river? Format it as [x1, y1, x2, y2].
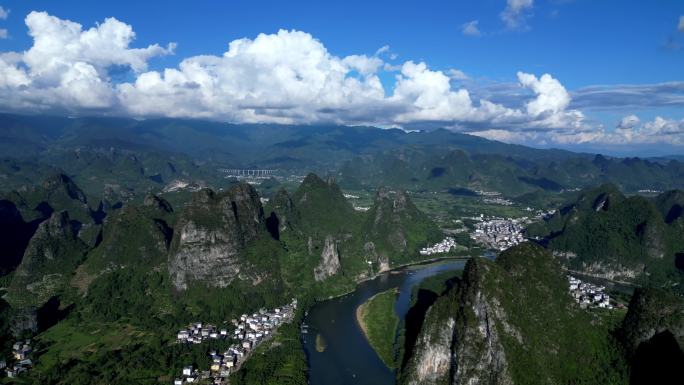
[302, 260, 467, 385]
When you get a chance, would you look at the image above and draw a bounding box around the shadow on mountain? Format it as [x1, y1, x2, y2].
[266, 212, 280, 240]
[518, 176, 563, 191]
[630, 330, 684, 385]
[447, 187, 478, 197]
[37, 296, 74, 332]
[675, 253, 684, 272]
[401, 289, 439, 368]
[429, 167, 446, 178]
[0, 200, 41, 275]
[665, 204, 684, 224]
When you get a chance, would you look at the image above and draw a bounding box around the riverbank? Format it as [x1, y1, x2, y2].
[316, 255, 472, 303]
[355, 288, 400, 368]
[303, 259, 468, 385]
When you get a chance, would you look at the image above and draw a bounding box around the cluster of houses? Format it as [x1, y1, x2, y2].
[2, 340, 33, 378]
[470, 216, 526, 251]
[177, 323, 230, 344]
[474, 190, 501, 197]
[174, 299, 297, 385]
[568, 276, 613, 309]
[482, 197, 514, 206]
[419, 237, 457, 255]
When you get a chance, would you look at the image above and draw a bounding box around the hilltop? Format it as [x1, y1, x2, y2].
[399, 243, 680, 385]
[528, 184, 684, 290]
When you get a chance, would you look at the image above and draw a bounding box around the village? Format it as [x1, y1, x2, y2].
[567, 275, 614, 309]
[1, 340, 33, 378]
[174, 299, 297, 385]
[470, 215, 527, 251]
[419, 236, 458, 255]
[482, 197, 514, 206]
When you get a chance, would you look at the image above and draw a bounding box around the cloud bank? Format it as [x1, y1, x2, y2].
[0, 12, 581, 128]
[0, 11, 681, 149]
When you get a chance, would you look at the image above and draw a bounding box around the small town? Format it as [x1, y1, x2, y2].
[419, 237, 458, 255]
[482, 197, 514, 206]
[567, 275, 614, 309]
[174, 299, 297, 385]
[2, 340, 33, 378]
[470, 216, 526, 251]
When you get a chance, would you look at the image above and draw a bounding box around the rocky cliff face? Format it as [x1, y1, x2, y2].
[404, 300, 455, 384]
[313, 235, 341, 281]
[402, 243, 623, 385]
[266, 188, 300, 238]
[168, 184, 265, 290]
[8, 210, 89, 307]
[404, 256, 515, 385]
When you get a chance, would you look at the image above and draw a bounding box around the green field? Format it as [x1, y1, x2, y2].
[356, 288, 400, 368]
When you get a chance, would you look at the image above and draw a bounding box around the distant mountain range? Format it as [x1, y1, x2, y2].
[2, 113, 684, 201]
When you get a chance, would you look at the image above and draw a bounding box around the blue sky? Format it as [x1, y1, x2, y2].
[0, 0, 683, 155]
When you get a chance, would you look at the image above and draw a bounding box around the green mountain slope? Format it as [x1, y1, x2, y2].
[362, 187, 442, 267]
[619, 288, 684, 384]
[529, 184, 684, 289]
[7, 211, 90, 308]
[401, 243, 628, 385]
[264, 174, 442, 296]
[3, 113, 684, 201]
[82, 194, 174, 273]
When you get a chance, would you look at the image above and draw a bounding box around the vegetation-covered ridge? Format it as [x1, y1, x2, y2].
[3, 113, 684, 201]
[0, 170, 441, 384]
[401, 242, 631, 385]
[527, 183, 684, 291]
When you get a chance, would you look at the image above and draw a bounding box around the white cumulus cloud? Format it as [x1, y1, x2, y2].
[516, 71, 584, 129]
[0, 11, 175, 112]
[617, 114, 640, 130]
[461, 20, 481, 36]
[0, 6, 9, 20]
[447, 69, 468, 80]
[604, 116, 684, 145]
[501, 0, 534, 30]
[0, 10, 611, 144]
[117, 29, 387, 124]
